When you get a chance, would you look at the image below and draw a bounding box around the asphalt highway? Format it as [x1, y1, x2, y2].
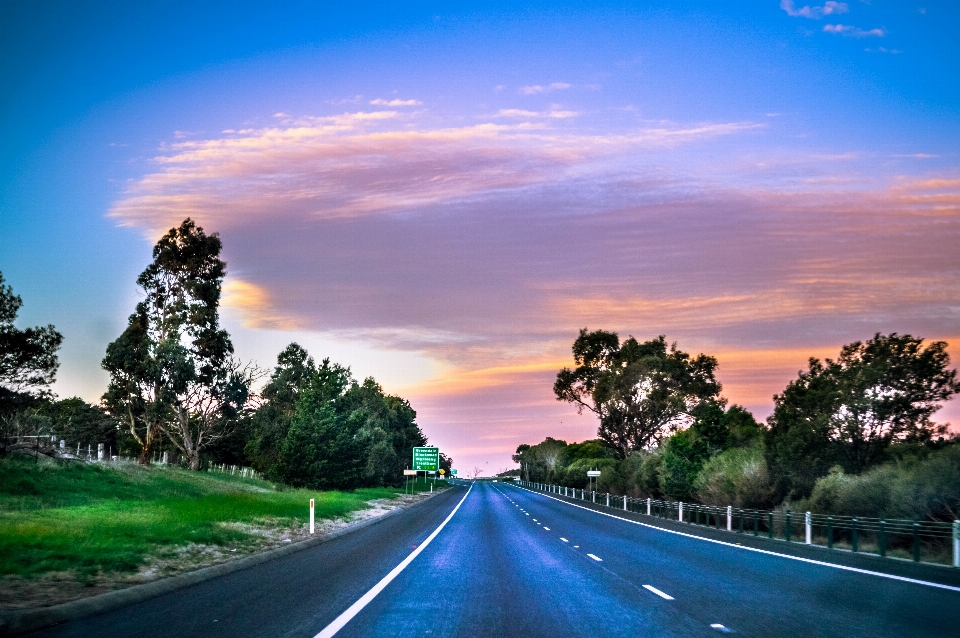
[28, 481, 960, 637]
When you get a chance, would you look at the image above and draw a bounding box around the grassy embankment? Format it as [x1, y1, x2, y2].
[0, 456, 445, 606]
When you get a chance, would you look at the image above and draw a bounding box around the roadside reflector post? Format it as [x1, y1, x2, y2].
[679, 501, 684, 522]
[310, 498, 315, 535]
[647, 497, 651, 516]
[953, 521, 959, 567]
[606, 493, 610, 507]
[728, 505, 733, 532]
[805, 511, 812, 544]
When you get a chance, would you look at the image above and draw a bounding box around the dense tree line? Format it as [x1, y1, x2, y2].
[517, 329, 960, 521]
[1, 219, 446, 489]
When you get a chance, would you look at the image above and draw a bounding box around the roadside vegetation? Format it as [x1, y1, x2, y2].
[516, 329, 960, 523]
[0, 454, 444, 608]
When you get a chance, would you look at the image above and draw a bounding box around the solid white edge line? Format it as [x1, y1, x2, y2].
[587, 553, 603, 561]
[313, 485, 473, 638]
[508, 484, 960, 594]
[643, 584, 675, 600]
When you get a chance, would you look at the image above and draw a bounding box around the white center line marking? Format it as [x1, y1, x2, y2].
[543, 527, 550, 531]
[643, 585, 674, 600]
[312, 485, 473, 638]
[574, 545, 579, 548]
[587, 553, 602, 561]
[560, 538, 568, 542]
[710, 624, 732, 633]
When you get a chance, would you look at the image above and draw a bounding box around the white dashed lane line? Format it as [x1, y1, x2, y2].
[587, 553, 602, 562]
[710, 623, 732, 633]
[560, 538, 568, 542]
[642, 585, 674, 601]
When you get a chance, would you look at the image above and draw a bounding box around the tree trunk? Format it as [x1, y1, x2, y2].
[138, 423, 161, 465]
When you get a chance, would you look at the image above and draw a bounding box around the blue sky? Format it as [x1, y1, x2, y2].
[2, 1, 958, 472]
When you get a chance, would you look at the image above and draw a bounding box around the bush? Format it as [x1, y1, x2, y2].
[803, 445, 960, 521]
[694, 445, 774, 508]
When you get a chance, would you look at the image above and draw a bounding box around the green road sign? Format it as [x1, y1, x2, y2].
[413, 446, 439, 471]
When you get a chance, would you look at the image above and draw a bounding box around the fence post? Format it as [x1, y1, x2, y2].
[912, 522, 920, 562]
[827, 517, 833, 549]
[647, 497, 651, 516]
[679, 501, 684, 522]
[98, 443, 104, 460]
[953, 521, 959, 568]
[878, 520, 886, 557]
[805, 511, 812, 544]
[852, 518, 859, 553]
[727, 505, 733, 532]
[309, 498, 315, 534]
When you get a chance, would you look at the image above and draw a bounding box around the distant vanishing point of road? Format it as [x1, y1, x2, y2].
[30, 481, 960, 637]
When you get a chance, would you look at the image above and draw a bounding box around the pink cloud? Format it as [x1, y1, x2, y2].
[107, 111, 960, 469]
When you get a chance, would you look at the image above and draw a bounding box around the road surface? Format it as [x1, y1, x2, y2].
[29, 481, 960, 637]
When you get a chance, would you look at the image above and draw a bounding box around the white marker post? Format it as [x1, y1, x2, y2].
[647, 497, 651, 516]
[806, 512, 812, 545]
[310, 499, 315, 535]
[679, 502, 684, 522]
[954, 521, 959, 568]
[727, 505, 733, 532]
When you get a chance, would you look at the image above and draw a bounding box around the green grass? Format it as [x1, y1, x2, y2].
[0, 457, 444, 578]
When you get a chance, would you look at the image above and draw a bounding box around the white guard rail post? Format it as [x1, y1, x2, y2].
[954, 520, 959, 567]
[727, 505, 733, 531]
[806, 512, 812, 544]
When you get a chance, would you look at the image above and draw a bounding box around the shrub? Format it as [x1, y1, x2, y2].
[694, 445, 774, 508]
[803, 445, 960, 521]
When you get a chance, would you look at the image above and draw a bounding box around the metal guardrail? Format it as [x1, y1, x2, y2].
[519, 481, 960, 568]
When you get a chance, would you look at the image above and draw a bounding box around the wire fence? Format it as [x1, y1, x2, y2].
[5, 433, 261, 479]
[519, 481, 960, 568]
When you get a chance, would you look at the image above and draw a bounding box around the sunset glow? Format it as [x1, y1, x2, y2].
[2, 1, 958, 471]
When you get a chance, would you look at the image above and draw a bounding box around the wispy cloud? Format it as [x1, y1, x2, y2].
[781, 0, 848, 19]
[110, 111, 759, 233]
[493, 108, 579, 119]
[519, 82, 571, 95]
[824, 23, 885, 37]
[370, 98, 422, 106]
